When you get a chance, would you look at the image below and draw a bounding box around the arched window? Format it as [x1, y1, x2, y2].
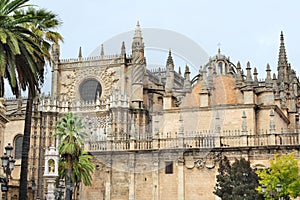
[218, 62, 223, 75]
[79, 78, 102, 102]
[48, 159, 55, 173]
[14, 135, 23, 159]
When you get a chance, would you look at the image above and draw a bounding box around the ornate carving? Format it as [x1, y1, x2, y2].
[195, 159, 205, 169]
[60, 70, 76, 98]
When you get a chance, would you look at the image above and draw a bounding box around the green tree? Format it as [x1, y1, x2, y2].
[257, 152, 300, 200]
[56, 112, 94, 200]
[214, 156, 232, 199]
[58, 151, 95, 200]
[0, 1, 62, 199]
[0, 0, 48, 97]
[15, 6, 62, 200]
[214, 157, 263, 200]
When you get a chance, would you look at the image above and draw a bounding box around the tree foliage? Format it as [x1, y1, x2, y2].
[56, 112, 94, 199]
[214, 156, 263, 200]
[257, 152, 300, 200]
[0, 1, 62, 199]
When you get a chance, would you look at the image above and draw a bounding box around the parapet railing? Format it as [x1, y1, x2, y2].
[87, 132, 300, 152]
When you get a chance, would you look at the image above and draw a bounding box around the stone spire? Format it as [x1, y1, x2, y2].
[166, 50, 174, 69]
[184, 65, 190, 80]
[235, 61, 243, 87]
[253, 67, 259, 86]
[184, 65, 191, 92]
[121, 41, 126, 55]
[245, 61, 253, 87]
[277, 31, 289, 83]
[165, 50, 175, 94]
[265, 63, 272, 88]
[132, 21, 144, 62]
[78, 46, 82, 60]
[178, 66, 181, 75]
[133, 21, 142, 39]
[100, 44, 104, 57]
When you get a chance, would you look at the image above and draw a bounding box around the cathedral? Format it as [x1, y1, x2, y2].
[0, 22, 300, 199]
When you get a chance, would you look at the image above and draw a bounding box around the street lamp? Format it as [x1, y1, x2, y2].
[0, 143, 16, 200]
[66, 181, 73, 200]
[31, 179, 37, 200]
[262, 183, 282, 199]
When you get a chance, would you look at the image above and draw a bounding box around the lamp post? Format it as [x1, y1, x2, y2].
[0, 143, 16, 200]
[31, 179, 36, 200]
[262, 183, 282, 200]
[66, 181, 73, 200]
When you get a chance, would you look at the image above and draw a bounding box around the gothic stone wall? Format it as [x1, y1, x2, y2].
[80, 147, 300, 200]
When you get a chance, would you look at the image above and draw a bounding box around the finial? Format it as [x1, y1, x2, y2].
[184, 64, 190, 81]
[237, 61, 241, 69]
[217, 42, 221, 54]
[78, 46, 82, 59]
[166, 49, 174, 67]
[245, 61, 253, 85]
[277, 31, 288, 82]
[266, 63, 271, 71]
[246, 61, 251, 69]
[100, 44, 104, 56]
[185, 65, 190, 73]
[133, 20, 142, 38]
[121, 41, 126, 55]
[253, 67, 258, 86]
[254, 67, 258, 74]
[272, 73, 277, 80]
[265, 63, 272, 88]
[235, 61, 243, 87]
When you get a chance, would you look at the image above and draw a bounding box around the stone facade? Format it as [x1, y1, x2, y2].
[1, 23, 300, 199]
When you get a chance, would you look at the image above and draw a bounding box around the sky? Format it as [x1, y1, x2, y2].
[19, 0, 300, 95]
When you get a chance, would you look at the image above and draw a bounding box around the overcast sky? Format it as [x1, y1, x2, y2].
[22, 0, 300, 95]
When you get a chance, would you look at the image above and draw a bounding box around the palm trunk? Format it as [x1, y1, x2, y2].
[66, 166, 72, 200]
[19, 90, 33, 200]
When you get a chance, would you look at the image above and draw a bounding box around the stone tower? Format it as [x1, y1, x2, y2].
[131, 21, 146, 108]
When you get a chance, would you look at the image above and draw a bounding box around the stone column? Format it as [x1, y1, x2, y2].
[177, 159, 185, 200]
[128, 153, 135, 200]
[152, 152, 159, 200]
[105, 159, 112, 200]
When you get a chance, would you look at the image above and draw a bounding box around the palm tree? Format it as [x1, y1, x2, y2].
[58, 150, 95, 200]
[0, 0, 48, 97]
[15, 7, 63, 200]
[0, 1, 62, 199]
[55, 112, 94, 200]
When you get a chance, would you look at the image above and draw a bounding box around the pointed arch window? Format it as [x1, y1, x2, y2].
[14, 135, 23, 159]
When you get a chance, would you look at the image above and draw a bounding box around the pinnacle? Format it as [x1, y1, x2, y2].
[278, 31, 288, 67]
[100, 44, 104, 56]
[166, 50, 174, 67]
[78, 46, 82, 58]
[134, 20, 142, 38]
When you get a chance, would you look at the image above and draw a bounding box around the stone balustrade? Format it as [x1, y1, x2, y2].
[87, 132, 300, 152]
